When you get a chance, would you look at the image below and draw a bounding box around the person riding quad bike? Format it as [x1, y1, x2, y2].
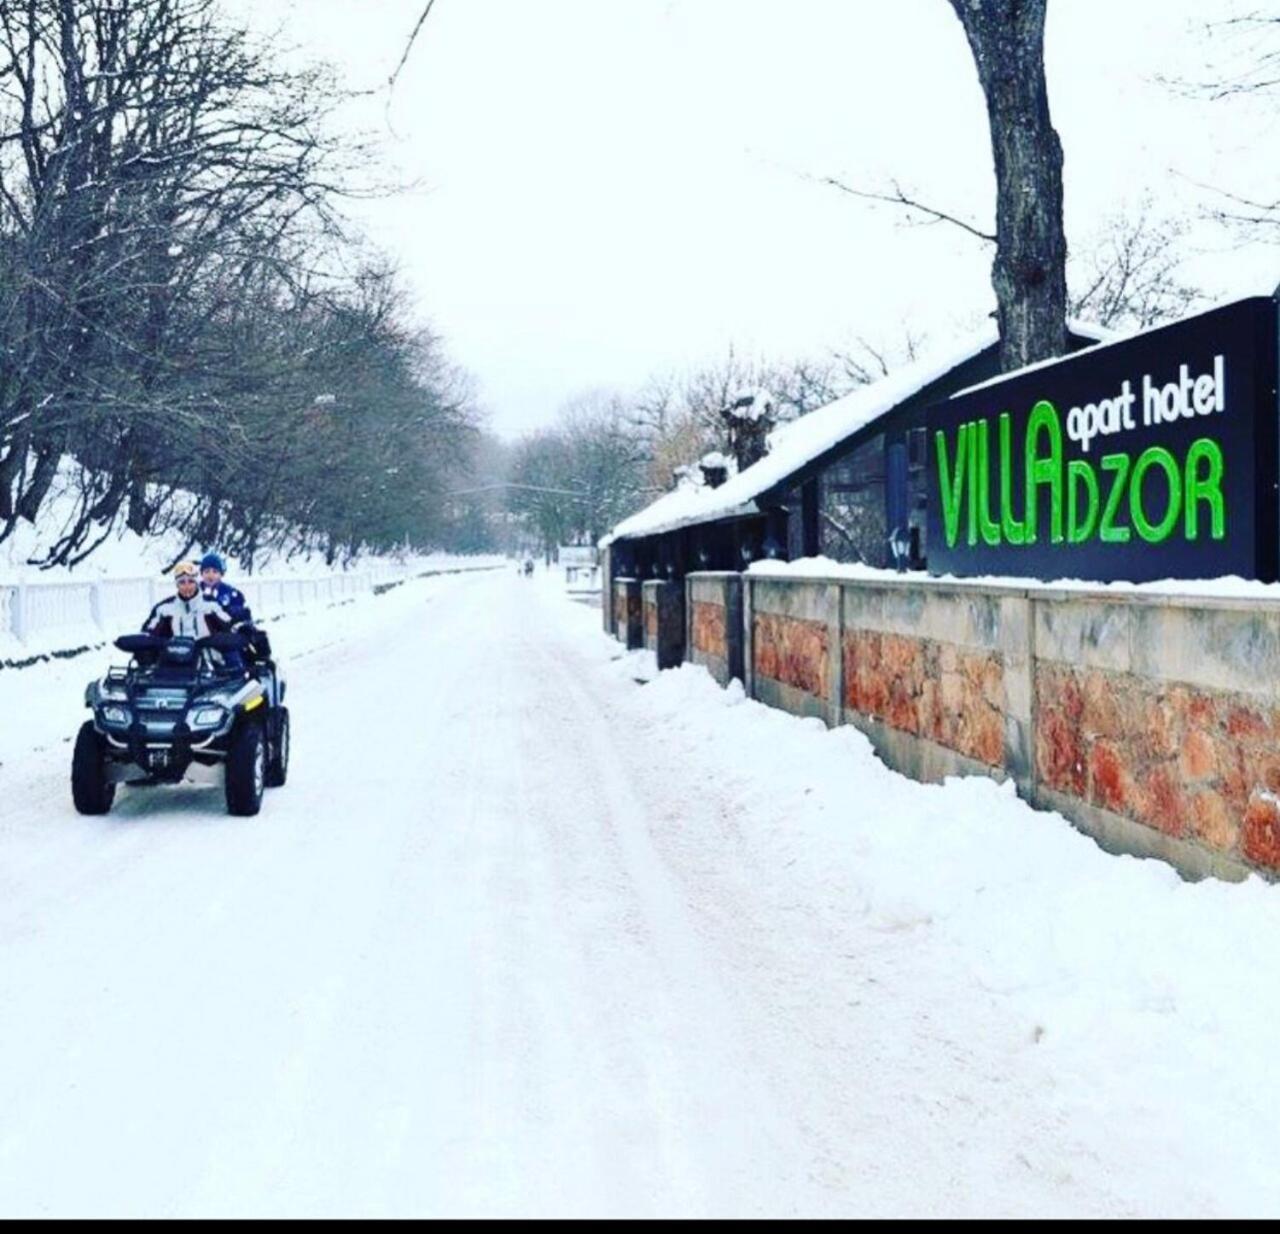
[71, 562, 289, 817]
[198, 552, 251, 623]
[144, 561, 234, 640]
[198, 552, 258, 667]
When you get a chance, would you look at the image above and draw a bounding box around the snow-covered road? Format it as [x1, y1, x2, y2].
[2, 569, 1278, 1217]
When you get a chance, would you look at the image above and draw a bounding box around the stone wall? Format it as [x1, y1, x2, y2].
[612, 578, 643, 650]
[748, 578, 840, 723]
[1029, 594, 1280, 880]
[643, 590, 658, 645]
[755, 612, 830, 698]
[642, 579, 685, 670]
[842, 631, 1004, 768]
[686, 573, 743, 687]
[691, 600, 726, 660]
[838, 581, 1033, 791]
[689, 569, 1279, 882]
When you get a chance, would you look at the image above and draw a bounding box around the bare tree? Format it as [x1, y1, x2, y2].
[1167, 7, 1280, 241]
[947, 0, 1068, 371]
[390, 1, 439, 91]
[816, 5, 1069, 371]
[1069, 200, 1206, 330]
[829, 329, 926, 388]
[0, 0, 477, 571]
[1170, 8, 1280, 99]
[0, 0, 359, 552]
[624, 344, 894, 493]
[508, 392, 652, 555]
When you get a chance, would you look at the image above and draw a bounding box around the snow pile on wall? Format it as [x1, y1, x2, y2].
[748, 555, 1280, 602]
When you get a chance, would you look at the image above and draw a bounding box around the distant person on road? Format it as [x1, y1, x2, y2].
[522, 558, 534, 577]
[143, 561, 234, 640]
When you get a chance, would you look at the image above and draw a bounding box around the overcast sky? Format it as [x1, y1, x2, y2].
[229, 0, 1280, 439]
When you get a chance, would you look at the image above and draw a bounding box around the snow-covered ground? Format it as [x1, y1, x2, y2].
[1, 565, 1278, 1217]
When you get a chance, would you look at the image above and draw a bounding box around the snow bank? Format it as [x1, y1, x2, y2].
[551, 581, 1280, 1215]
[619, 661, 1280, 1201]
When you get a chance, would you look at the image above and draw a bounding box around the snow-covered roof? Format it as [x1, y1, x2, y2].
[604, 483, 759, 547]
[603, 319, 1108, 547]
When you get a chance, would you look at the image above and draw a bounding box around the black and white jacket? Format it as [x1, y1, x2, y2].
[142, 594, 233, 640]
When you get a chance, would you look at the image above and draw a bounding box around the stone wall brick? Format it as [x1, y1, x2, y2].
[1243, 793, 1280, 869]
[1180, 729, 1216, 782]
[1036, 661, 1280, 870]
[753, 612, 829, 699]
[691, 601, 727, 659]
[1142, 697, 1180, 761]
[613, 587, 640, 630]
[1228, 705, 1270, 741]
[842, 629, 1006, 769]
[1034, 664, 1086, 797]
[1090, 741, 1130, 815]
[1192, 790, 1237, 852]
[1138, 766, 1187, 838]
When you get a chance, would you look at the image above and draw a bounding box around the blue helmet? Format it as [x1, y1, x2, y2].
[199, 551, 227, 574]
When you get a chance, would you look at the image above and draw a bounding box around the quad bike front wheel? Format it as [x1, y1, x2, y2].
[225, 720, 265, 817]
[72, 721, 116, 815]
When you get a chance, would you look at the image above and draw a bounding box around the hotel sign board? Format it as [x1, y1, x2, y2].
[925, 297, 1280, 583]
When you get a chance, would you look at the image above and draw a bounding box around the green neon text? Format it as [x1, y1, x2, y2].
[933, 400, 1227, 551]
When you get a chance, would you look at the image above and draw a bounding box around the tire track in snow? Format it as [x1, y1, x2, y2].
[479, 592, 819, 1217]
[1, 569, 1132, 1217]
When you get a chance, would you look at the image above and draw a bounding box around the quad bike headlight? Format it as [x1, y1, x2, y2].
[100, 704, 130, 726]
[190, 705, 226, 729]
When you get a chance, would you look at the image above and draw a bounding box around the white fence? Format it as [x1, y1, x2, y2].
[0, 561, 455, 658]
[557, 545, 598, 567]
[564, 563, 601, 591]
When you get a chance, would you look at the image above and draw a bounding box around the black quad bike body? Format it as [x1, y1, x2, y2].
[72, 631, 290, 817]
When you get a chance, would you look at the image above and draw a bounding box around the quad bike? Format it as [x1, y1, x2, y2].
[72, 631, 289, 817]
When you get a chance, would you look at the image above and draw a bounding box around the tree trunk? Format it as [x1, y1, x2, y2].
[949, 0, 1068, 372]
